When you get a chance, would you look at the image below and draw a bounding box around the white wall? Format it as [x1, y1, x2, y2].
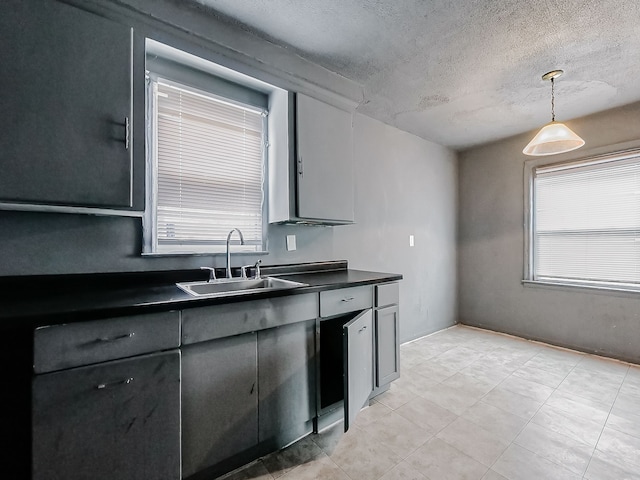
[458, 101, 640, 363]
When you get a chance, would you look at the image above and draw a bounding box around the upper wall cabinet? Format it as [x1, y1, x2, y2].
[0, 0, 137, 209]
[269, 92, 355, 225]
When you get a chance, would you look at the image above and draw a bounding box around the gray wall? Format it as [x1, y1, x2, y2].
[0, 1, 458, 343]
[335, 115, 458, 342]
[459, 101, 640, 363]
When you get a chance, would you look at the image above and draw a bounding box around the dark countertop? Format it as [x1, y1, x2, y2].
[0, 261, 402, 331]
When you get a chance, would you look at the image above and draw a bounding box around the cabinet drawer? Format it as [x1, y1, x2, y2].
[320, 285, 372, 318]
[33, 350, 181, 480]
[375, 282, 399, 307]
[34, 311, 180, 374]
[182, 293, 318, 345]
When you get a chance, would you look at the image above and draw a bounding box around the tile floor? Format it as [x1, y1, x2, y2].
[219, 325, 640, 480]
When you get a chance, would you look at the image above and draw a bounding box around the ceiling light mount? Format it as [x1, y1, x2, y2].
[522, 69, 585, 156]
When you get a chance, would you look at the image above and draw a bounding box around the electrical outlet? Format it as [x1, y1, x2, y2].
[286, 234, 297, 251]
[409, 235, 415, 247]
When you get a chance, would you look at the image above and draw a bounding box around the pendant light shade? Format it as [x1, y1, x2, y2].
[523, 70, 585, 156]
[522, 121, 585, 156]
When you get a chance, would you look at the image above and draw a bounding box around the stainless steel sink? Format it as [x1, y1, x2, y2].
[176, 277, 308, 298]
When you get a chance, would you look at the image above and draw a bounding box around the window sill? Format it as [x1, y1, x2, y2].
[142, 251, 269, 258]
[522, 279, 640, 297]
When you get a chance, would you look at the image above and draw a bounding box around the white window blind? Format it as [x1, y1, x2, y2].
[533, 152, 640, 288]
[152, 79, 266, 253]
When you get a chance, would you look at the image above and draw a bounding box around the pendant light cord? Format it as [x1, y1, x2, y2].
[551, 77, 555, 122]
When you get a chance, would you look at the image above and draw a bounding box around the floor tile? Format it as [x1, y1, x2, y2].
[459, 360, 513, 385]
[461, 401, 528, 442]
[514, 422, 592, 475]
[353, 400, 394, 428]
[530, 404, 605, 447]
[428, 346, 486, 371]
[436, 417, 509, 467]
[492, 444, 582, 480]
[219, 460, 275, 480]
[375, 382, 418, 410]
[481, 386, 544, 420]
[361, 411, 432, 459]
[419, 380, 484, 415]
[607, 407, 640, 439]
[279, 453, 350, 480]
[543, 389, 610, 424]
[378, 460, 428, 480]
[404, 437, 488, 480]
[395, 396, 458, 434]
[481, 470, 509, 480]
[611, 391, 640, 416]
[595, 426, 640, 470]
[512, 363, 567, 388]
[261, 436, 323, 478]
[584, 449, 640, 480]
[411, 359, 458, 384]
[498, 375, 555, 403]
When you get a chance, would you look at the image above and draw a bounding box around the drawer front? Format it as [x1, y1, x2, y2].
[34, 311, 180, 374]
[320, 285, 373, 318]
[375, 282, 399, 307]
[182, 293, 318, 345]
[33, 350, 181, 480]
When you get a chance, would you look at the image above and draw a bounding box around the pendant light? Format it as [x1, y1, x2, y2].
[523, 70, 585, 156]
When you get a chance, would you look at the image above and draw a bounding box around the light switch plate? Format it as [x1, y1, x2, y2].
[286, 234, 297, 251]
[409, 235, 414, 247]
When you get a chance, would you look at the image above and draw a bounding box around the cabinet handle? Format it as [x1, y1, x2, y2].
[341, 297, 355, 302]
[124, 116, 130, 150]
[96, 332, 135, 343]
[298, 156, 303, 177]
[358, 325, 368, 333]
[96, 377, 134, 390]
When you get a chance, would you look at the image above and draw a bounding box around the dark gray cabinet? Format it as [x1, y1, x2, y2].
[258, 320, 316, 447]
[343, 309, 374, 430]
[32, 350, 181, 480]
[0, 0, 134, 208]
[181, 333, 258, 478]
[373, 283, 401, 391]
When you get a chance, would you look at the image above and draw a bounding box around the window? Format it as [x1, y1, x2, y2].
[144, 44, 269, 254]
[529, 149, 640, 290]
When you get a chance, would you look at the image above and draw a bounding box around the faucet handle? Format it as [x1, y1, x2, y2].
[200, 267, 217, 282]
[240, 264, 252, 279]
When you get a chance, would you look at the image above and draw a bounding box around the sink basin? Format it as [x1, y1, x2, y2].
[176, 277, 308, 298]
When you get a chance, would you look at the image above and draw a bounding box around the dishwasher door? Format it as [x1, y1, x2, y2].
[343, 308, 373, 431]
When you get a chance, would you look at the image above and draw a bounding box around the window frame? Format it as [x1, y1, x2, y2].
[142, 40, 275, 256]
[523, 147, 640, 294]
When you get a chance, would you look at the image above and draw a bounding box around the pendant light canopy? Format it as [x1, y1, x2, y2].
[523, 70, 585, 156]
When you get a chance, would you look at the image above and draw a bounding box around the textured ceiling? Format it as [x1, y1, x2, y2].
[193, 0, 640, 150]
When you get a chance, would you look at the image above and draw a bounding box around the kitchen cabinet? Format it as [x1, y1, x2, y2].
[0, 0, 136, 208]
[374, 283, 401, 390]
[268, 92, 354, 225]
[296, 93, 354, 223]
[181, 333, 258, 479]
[180, 294, 318, 478]
[32, 312, 181, 480]
[317, 285, 376, 432]
[32, 350, 181, 480]
[258, 320, 316, 448]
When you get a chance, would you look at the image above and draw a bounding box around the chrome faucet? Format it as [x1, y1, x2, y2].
[226, 228, 245, 279]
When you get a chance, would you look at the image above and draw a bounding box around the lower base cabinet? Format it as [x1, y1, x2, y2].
[181, 333, 258, 479]
[32, 350, 181, 480]
[258, 320, 316, 448]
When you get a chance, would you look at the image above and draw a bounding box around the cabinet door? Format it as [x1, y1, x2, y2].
[32, 350, 181, 480]
[258, 320, 315, 447]
[0, 0, 133, 208]
[343, 309, 373, 431]
[181, 333, 258, 478]
[296, 94, 354, 223]
[375, 305, 400, 387]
